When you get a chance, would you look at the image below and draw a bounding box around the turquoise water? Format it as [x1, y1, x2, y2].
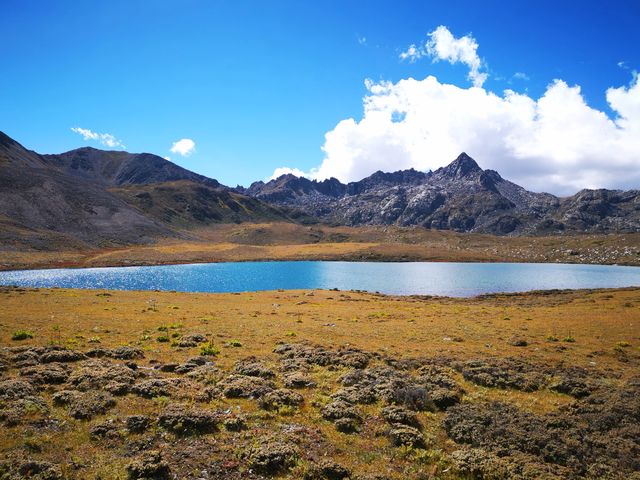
[0, 261, 639, 297]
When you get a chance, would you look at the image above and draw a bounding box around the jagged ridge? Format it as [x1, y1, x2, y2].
[240, 153, 640, 235]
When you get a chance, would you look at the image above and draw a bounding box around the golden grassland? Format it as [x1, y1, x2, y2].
[1, 223, 640, 271]
[0, 286, 638, 478]
[1, 287, 637, 374]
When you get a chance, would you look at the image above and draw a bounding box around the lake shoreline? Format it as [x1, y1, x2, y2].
[2, 224, 640, 272]
[1, 261, 639, 297]
[3, 254, 640, 274]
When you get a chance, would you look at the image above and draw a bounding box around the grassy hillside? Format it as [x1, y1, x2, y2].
[111, 181, 305, 229]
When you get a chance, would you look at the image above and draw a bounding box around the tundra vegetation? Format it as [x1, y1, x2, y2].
[0, 286, 638, 479]
[1, 223, 640, 272]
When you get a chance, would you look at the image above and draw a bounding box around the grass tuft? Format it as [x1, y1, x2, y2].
[12, 330, 34, 341]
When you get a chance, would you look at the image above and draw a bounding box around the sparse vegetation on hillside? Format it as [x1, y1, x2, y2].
[2, 223, 640, 271]
[0, 286, 638, 478]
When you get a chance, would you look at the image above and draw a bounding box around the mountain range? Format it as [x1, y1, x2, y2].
[239, 153, 640, 235]
[1, 131, 638, 249]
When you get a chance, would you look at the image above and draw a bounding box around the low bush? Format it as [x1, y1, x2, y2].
[12, 330, 34, 341]
[200, 341, 220, 356]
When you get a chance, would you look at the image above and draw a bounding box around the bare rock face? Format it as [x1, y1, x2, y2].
[241, 152, 640, 235]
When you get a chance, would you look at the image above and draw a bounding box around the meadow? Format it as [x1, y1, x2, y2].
[0, 285, 638, 479]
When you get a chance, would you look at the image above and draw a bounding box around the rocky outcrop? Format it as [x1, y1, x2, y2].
[242, 153, 640, 235]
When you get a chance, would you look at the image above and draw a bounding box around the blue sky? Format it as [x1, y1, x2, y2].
[1, 0, 639, 192]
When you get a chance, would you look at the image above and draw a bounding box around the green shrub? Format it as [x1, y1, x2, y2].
[12, 330, 34, 341]
[156, 335, 170, 343]
[277, 405, 296, 416]
[227, 340, 242, 347]
[200, 341, 220, 356]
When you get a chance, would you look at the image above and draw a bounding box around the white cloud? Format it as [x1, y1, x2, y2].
[268, 167, 308, 181]
[512, 72, 530, 81]
[70, 127, 125, 149]
[170, 138, 196, 157]
[400, 26, 487, 87]
[399, 44, 422, 62]
[287, 73, 640, 195]
[164, 156, 171, 161]
[265, 26, 640, 195]
[358, 36, 367, 45]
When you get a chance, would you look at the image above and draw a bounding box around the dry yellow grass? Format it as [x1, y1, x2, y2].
[0, 286, 639, 479]
[2, 287, 637, 375]
[2, 223, 640, 271]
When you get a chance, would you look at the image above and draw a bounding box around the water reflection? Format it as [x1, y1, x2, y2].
[0, 261, 638, 297]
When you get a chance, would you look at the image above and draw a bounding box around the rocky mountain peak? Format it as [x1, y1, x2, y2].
[436, 152, 482, 179]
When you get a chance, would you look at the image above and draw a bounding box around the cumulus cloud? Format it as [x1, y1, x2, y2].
[70, 127, 125, 149]
[273, 74, 640, 195]
[400, 25, 487, 87]
[170, 138, 196, 157]
[268, 167, 308, 181]
[267, 25, 640, 195]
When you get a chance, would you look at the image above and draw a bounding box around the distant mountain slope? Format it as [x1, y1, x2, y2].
[42, 147, 221, 187]
[241, 153, 640, 235]
[111, 180, 305, 229]
[2, 130, 638, 249]
[0, 133, 174, 248]
[0, 132, 295, 249]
